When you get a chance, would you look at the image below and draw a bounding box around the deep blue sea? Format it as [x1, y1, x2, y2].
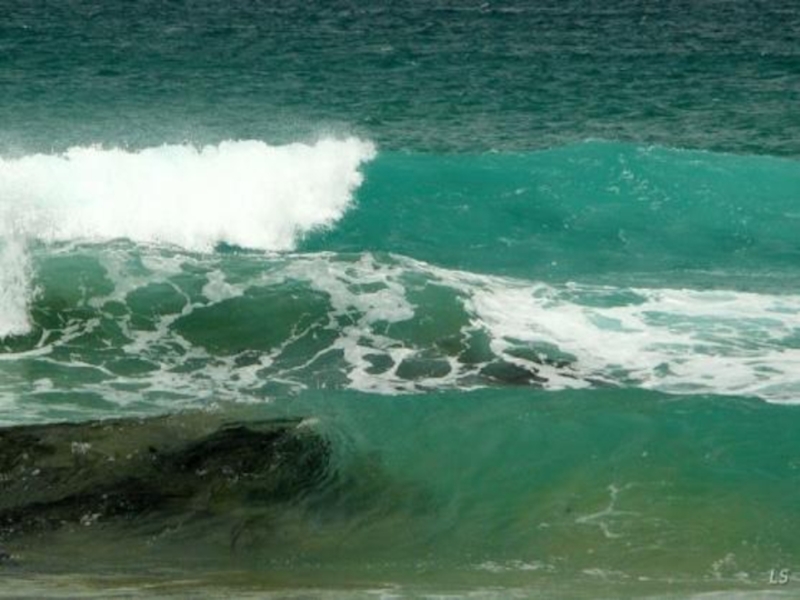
[1, 1, 800, 597]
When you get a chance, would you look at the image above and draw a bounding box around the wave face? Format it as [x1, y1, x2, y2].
[2, 390, 799, 597]
[305, 141, 800, 286]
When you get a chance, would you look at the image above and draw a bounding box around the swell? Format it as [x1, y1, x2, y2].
[1, 139, 799, 593]
[304, 141, 800, 285]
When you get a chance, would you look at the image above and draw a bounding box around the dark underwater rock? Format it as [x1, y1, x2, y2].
[479, 360, 547, 385]
[0, 413, 332, 538]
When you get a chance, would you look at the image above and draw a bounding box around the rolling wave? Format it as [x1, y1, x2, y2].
[1, 140, 799, 409]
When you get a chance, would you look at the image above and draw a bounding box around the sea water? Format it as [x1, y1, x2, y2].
[1, 1, 799, 597]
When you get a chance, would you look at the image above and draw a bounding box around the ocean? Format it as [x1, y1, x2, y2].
[1, 1, 799, 597]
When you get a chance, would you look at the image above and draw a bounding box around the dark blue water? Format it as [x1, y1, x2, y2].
[2, 0, 799, 154]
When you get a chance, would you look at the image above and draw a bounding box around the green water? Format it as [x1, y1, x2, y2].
[3, 391, 800, 598]
[305, 144, 800, 286]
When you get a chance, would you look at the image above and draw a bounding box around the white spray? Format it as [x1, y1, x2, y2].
[0, 216, 35, 338]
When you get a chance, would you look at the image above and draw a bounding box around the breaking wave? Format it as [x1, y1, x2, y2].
[0, 137, 376, 337]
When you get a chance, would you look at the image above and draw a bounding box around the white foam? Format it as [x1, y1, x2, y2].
[0, 138, 375, 251]
[202, 270, 245, 303]
[284, 253, 423, 394]
[466, 280, 800, 402]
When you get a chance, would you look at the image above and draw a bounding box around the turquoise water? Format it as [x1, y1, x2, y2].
[1, 1, 800, 597]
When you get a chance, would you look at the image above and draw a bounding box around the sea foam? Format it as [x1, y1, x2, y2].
[0, 137, 376, 337]
[0, 137, 376, 251]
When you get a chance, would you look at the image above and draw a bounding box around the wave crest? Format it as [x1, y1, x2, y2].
[0, 137, 376, 251]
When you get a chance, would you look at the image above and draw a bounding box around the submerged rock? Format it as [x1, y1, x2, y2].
[479, 360, 547, 386]
[0, 413, 332, 538]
